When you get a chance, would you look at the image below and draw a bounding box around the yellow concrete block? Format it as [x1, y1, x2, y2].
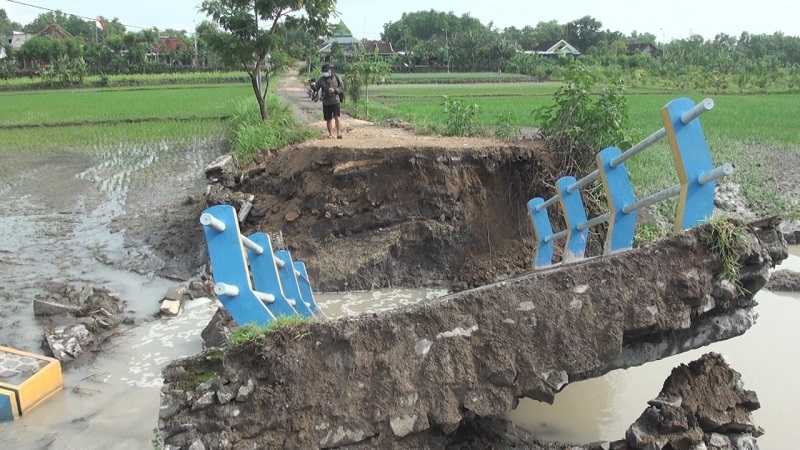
[0, 346, 63, 421]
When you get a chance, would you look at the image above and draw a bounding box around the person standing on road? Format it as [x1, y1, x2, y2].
[315, 63, 344, 139]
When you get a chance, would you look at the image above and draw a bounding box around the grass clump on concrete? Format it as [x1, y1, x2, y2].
[703, 215, 752, 282]
[230, 315, 315, 346]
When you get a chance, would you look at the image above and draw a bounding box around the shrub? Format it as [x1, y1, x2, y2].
[494, 111, 521, 140]
[534, 60, 633, 176]
[441, 96, 481, 137]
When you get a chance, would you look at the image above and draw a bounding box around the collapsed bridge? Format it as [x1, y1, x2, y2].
[158, 98, 789, 449]
[159, 218, 787, 449]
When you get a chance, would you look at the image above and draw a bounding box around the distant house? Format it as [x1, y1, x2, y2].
[149, 36, 192, 66]
[0, 46, 6, 61]
[318, 20, 361, 63]
[364, 40, 395, 60]
[524, 39, 581, 57]
[7, 31, 32, 50]
[626, 43, 662, 57]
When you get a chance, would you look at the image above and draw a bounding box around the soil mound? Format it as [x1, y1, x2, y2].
[234, 135, 556, 291]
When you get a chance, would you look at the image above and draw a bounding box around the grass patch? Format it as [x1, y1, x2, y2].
[703, 215, 751, 282]
[229, 315, 315, 345]
[227, 94, 317, 163]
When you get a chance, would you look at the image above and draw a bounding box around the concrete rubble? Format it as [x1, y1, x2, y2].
[34, 283, 127, 365]
[158, 219, 786, 449]
[764, 269, 800, 292]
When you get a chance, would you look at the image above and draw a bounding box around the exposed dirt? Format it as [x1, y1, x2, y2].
[224, 73, 560, 291]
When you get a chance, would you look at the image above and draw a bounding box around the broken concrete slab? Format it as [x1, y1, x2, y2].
[45, 324, 93, 362]
[35, 283, 128, 365]
[765, 269, 800, 292]
[622, 353, 762, 450]
[158, 220, 785, 449]
[159, 285, 191, 317]
[204, 153, 241, 188]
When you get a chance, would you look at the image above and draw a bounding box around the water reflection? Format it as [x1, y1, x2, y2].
[509, 247, 800, 447]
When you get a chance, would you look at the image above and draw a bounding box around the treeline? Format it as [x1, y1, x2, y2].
[0, 8, 322, 86]
[380, 10, 800, 91]
[4, 6, 800, 92]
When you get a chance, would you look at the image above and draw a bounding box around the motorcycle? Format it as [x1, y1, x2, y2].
[306, 79, 319, 102]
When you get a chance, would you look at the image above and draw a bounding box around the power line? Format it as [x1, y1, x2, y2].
[6, 0, 150, 29]
[5, 0, 262, 36]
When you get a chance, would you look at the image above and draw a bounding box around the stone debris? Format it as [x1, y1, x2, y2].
[765, 269, 800, 292]
[35, 283, 128, 365]
[779, 219, 800, 244]
[620, 352, 762, 450]
[45, 324, 94, 362]
[159, 285, 188, 317]
[200, 306, 234, 349]
[204, 153, 241, 188]
[34, 283, 125, 317]
[714, 183, 757, 220]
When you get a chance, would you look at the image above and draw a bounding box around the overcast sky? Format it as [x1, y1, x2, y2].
[5, 0, 799, 42]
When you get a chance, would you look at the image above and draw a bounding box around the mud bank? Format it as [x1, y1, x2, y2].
[158, 219, 786, 449]
[220, 139, 557, 292]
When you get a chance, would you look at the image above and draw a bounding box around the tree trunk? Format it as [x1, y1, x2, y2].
[249, 70, 267, 121]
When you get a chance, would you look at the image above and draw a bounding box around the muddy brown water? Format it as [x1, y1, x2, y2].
[0, 138, 798, 448]
[509, 247, 800, 448]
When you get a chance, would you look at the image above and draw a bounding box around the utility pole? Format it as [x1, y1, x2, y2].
[193, 21, 198, 67]
[445, 28, 449, 73]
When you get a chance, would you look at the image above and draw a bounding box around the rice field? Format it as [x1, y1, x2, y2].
[0, 83, 253, 154]
[0, 71, 249, 91]
[361, 79, 800, 217]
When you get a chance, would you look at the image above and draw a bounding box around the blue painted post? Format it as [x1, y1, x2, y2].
[246, 232, 307, 318]
[596, 147, 637, 253]
[556, 176, 588, 261]
[528, 198, 556, 268]
[201, 205, 274, 326]
[294, 261, 322, 315]
[274, 250, 310, 316]
[662, 98, 715, 233]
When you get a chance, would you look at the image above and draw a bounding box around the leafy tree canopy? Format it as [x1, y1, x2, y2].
[200, 0, 337, 120]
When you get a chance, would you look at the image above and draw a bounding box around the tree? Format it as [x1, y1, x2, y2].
[0, 8, 23, 36]
[343, 46, 391, 120]
[628, 30, 658, 45]
[200, 0, 336, 120]
[565, 15, 603, 52]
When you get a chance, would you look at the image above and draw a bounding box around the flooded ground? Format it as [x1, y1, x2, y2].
[0, 137, 446, 448]
[0, 136, 797, 448]
[508, 246, 800, 448]
[0, 138, 221, 448]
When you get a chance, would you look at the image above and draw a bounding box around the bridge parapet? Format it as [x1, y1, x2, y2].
[200, 204, 321, 326]
[529, 97, 734, 267]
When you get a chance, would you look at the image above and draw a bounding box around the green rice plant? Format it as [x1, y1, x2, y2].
[0, 71, 248, 91]
[229, 315, 315, 345]
[703, 214, 751, 282]
[0, 84, 250, 127]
